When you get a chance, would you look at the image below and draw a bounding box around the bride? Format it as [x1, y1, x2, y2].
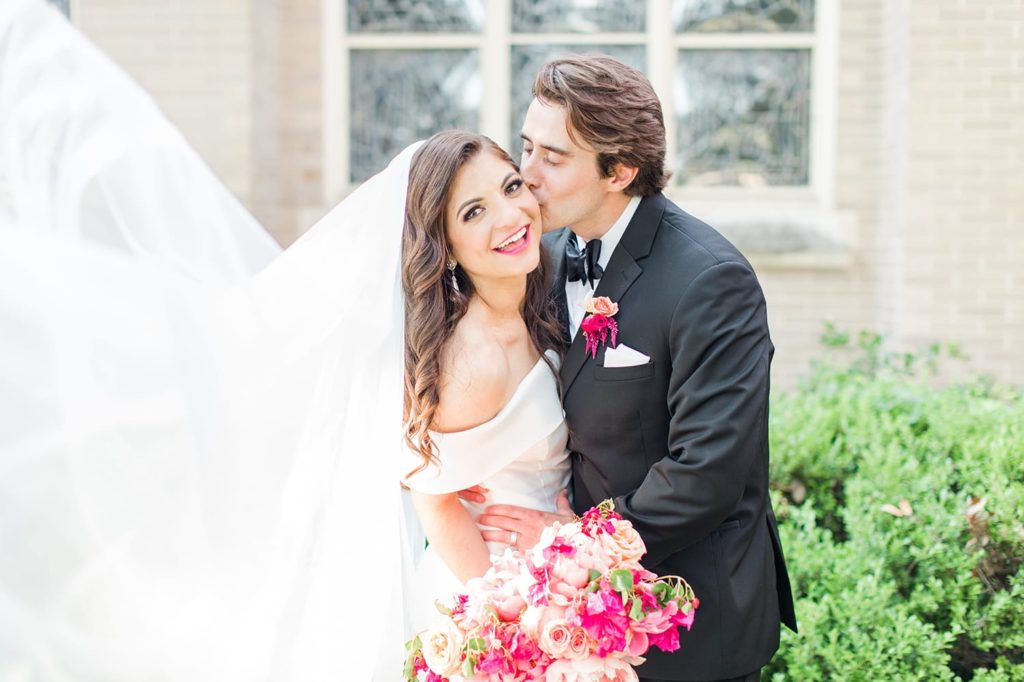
[399, 132, 572, 635]
[0, 1, 571, 679]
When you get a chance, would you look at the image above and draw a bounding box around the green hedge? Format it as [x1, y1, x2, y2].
[766, 328, 1024, 681]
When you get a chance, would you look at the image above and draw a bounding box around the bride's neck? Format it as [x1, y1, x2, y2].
[470, 277, 527, 324]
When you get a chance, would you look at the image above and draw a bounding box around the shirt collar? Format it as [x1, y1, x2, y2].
[574, 195, 641, 271]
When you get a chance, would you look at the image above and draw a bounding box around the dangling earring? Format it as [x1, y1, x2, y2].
[446, 257, 459, 291]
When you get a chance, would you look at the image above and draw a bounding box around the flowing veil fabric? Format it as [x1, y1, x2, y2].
[0, 1, 418, 679]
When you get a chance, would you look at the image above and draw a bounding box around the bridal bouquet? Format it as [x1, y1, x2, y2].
[403, 501, 699, 682]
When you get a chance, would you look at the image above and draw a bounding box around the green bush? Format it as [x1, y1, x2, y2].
[766, 327, 1024, 680]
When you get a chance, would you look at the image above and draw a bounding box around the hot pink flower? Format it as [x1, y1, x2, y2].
[579, 589, 630, 656]
[544, 536, 577, 561]
[580, 313, 619, 358]
[647, 626, 680, 653]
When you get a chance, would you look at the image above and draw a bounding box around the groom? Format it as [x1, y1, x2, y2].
[475, 55, 797, 681]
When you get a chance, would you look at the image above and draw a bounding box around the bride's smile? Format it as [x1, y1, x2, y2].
[444, 150, 542, 283]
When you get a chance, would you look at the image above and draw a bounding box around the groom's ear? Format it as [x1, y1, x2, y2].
[606, 163, 640, 194]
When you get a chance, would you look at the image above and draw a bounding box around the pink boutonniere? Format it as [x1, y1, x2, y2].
[580, 296, 619, 358]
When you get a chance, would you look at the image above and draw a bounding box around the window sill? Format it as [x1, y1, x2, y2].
[666, 195, 856, 271]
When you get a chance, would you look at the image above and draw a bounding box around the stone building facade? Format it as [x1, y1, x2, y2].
[65, 0, 1023, 387]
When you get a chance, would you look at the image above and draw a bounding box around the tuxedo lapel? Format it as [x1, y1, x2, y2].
[546, 228, 572, 339]
[558, 194, 666, 394]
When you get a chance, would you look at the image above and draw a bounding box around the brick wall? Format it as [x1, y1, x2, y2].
[898, 0, 1024, 380]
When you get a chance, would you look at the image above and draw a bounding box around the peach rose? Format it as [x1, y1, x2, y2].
[598, 518, 647, 567]
[539, 619, 573, 658]
[567, 627, 590, 660]
[421, 618, 464, 677]
[583, 296, 619, 317]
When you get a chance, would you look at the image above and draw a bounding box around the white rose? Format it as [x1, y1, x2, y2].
[421, 619, 464, 677]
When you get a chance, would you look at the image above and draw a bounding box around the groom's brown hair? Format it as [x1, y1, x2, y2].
[533, 54, 670, 196]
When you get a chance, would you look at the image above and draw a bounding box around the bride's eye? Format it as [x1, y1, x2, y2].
[505, 178, 523, 195]
[463, 205, 483, 222]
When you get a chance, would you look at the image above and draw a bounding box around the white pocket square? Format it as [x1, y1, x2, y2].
[603, 343, 650, 368]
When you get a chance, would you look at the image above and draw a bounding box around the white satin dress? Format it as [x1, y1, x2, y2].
[403, 351, 571, 635]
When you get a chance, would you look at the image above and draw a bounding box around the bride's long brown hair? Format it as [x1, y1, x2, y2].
[402, 131, 565, 475]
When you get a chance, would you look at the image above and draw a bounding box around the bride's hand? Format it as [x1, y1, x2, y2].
[477, 490, 575, 551]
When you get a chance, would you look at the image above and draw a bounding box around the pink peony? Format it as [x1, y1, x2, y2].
[543, 655, 638, 682]
[625, 630, 649, 658]
[520, 603, 567, 640]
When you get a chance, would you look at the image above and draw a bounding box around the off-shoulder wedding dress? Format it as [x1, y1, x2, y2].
[404, 351, 569, 635]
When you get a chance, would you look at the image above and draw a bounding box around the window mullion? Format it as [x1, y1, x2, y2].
[322, 0, 346, 207]
[343, 34, 482, 49]
[675, 33, 816, 49]
[811, 0, 839, 209]
[481, 0, 511, 148]
[647, 0, 675, 181]
[509, 32, 646, 45]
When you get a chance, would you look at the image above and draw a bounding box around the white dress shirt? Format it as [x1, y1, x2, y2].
[565, 195, 642, 339]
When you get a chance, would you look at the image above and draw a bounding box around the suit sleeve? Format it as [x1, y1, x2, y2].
[613, 260, 771, 565]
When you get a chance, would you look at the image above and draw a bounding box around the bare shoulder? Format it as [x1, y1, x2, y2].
[434, 321, 510, 433]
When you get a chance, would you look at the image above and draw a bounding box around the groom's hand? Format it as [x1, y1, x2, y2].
[457, 485, 488, 505]
[478, 490, 575, 551]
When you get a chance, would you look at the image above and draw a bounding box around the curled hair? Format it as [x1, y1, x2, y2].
[402, 131, 565, 475]
[533, 54, 670, 196]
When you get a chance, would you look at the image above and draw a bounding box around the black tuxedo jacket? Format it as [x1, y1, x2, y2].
[545, 193, 797, 681]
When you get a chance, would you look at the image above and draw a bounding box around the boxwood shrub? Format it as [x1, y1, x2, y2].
[766, 327, 1023, 680]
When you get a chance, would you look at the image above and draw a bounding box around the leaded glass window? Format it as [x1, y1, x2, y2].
[674, 0, 815, 187]
[511, 1, 645, 33]
[350, 50, 480, 182]
[676, 50, 810, 186]
[675, 0, 815, 33]
[334, 0, 827, 197]
[348, 0, 483, 33]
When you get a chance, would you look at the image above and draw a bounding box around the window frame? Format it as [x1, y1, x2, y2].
[322, 0, 838, 216]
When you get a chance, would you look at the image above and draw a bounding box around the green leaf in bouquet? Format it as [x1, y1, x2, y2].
[462, 655, 477, 678]
[629, 595, 644, 621]
[611, 569, 635, 594]
[402, 635, 422, 680]
[589, 568, 602, 583]
[434, 600, 453, 617]
[466, 636, 487, 652]
[652, 581, 671, 605]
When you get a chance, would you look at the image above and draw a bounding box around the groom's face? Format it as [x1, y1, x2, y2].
[520, 98, 610, 236]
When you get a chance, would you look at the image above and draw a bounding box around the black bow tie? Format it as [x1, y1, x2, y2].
[565, 237, 603, 288]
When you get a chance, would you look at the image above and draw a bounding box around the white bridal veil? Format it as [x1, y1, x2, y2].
[0, 1, 417, 679]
